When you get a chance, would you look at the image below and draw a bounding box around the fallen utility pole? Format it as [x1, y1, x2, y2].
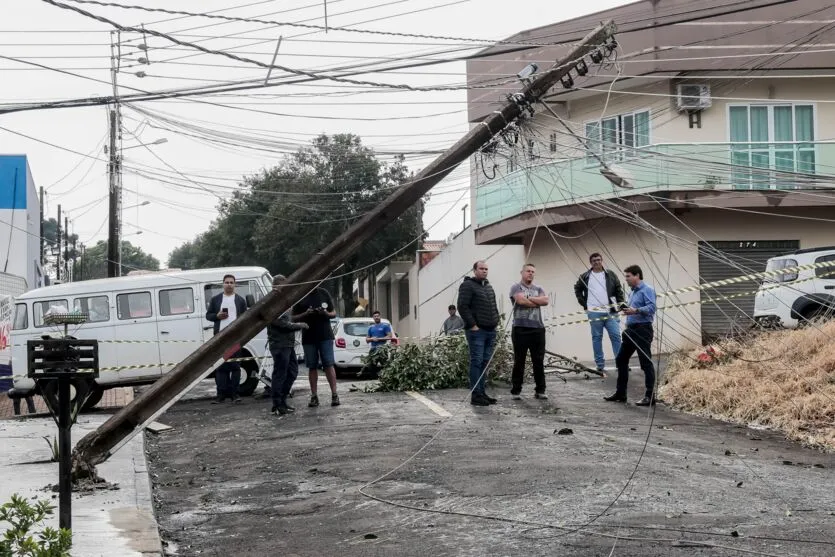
[72, 20, 617, 475]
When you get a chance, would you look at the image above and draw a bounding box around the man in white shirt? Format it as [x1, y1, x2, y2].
[206, 274, 248, 403]
[573, 253, 626, 372]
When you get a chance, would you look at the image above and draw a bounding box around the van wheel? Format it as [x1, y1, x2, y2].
[800, 305, 832, 327]
[238, 361, 260, 397]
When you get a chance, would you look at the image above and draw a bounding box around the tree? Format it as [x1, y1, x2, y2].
[167, 134, 424, 312]
[77, 240, 160, 280]
[41, 218, 79, 281]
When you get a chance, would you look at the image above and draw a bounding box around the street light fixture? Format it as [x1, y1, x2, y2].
[122, 138, 167, 151]
[123, 200, 151, 210]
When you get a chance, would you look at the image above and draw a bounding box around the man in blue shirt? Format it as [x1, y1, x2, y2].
[366, 311, 393, 351]
[605, 265, 658, 406]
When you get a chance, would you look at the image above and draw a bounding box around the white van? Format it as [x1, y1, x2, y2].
[753, 246, 835, 329]
[10, 266, 273, 409]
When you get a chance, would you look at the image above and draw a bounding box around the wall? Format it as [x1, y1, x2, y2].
[417, 226, 526, 338]
[0, 155, 41, 290]
[524, 206, 835, 362]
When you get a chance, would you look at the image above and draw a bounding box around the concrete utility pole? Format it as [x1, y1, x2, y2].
[71, 21, 618, 474]
[39, 186, 44, 265]
[106, 109, 120, 278]
[56, 204, 61, 282]
[64, 216, 69, 281]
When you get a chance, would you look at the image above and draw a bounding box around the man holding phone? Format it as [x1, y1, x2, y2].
[206, 274, 248, 404]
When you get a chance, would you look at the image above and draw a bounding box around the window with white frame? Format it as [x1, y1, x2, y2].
[729, 104, 815, 190]
[584, 109, 650, 165]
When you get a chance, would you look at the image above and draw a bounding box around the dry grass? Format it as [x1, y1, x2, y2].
[661, 321, 835, 451]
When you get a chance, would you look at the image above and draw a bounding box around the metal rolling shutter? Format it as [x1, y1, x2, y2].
[698, 240, 799, 342]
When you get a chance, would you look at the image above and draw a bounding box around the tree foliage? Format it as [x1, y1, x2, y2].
[0, 494, 72, 557]
[168, 134, 424, 311]
[77, 240, 160, 280]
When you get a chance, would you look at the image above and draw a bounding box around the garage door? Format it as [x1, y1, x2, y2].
[698, 240, 799, 342]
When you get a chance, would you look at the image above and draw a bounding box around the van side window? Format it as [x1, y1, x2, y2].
[33, 299, 69, 327]
[815, 254, 835, 279]
[13, 303, 28, 330]
[160, 288, 195, 316]
[73, 296, 110, 323]
[204, 281, 261, 310]
[117, 292, 153, 320]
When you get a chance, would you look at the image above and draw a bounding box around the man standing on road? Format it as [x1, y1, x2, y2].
[206, 274, 248, 404]
[574, 253, 626, 372]
[457, 260, 500, 407]
[268, 275, 308, 416]
[509, 264, 550, 400]
[292, 287, 340, 408]
[442, 304, 465, 335]
[366, 310, 393, 352]
[605, 265, 657, 406]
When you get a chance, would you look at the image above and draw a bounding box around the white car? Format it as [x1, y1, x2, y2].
[754, 246, 835, 329]
[332, 317, 397, 376]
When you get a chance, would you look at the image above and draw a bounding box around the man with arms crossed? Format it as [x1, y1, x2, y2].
[292, 287, 340, 407]
[206, 274, 248, 404]
[457, 260, 500, 407]
[509, 264, 550, 400]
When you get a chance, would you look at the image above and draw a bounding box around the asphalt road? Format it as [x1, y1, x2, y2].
[145, 371, 834, 557]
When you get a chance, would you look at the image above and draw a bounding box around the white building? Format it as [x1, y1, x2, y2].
[0, 155, 43, 291]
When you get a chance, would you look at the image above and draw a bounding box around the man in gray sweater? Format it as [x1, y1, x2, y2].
[269, 275, 308, 415]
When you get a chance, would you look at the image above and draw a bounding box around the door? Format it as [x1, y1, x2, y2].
[112, 290, 162, 382]
[698, 240, 799, 342]
[812, 253, 835, 312]
[71, 295, 117, 386]
[156, 286, 202, 373]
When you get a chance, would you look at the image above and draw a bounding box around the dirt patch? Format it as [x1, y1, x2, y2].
[661, 322, 835, 451]
[41, 478, 121, 497]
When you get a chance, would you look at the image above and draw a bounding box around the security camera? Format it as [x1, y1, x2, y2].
[517, 63, 539, 81]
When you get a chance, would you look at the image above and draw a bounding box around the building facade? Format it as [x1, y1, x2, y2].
[0, 155, 42, 291]
[467, 0, 835, 359]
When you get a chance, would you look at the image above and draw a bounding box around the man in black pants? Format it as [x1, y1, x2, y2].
[206, 274, 248, 404]
[605, 265, 658, 406]
[268, 275, 308, 415]
[509, 263, 550, 400]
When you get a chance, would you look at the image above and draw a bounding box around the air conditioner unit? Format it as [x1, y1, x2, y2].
[676, 83, 712, 111]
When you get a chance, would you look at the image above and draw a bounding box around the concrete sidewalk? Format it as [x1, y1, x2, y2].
[0, 415, 162, 557]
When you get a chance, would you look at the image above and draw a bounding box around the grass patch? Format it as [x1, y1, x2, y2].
[661, 321, 835, 451]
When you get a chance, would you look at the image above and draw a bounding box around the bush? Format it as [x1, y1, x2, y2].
[0, 494, 72, 557]
[366, 327, 514, 392]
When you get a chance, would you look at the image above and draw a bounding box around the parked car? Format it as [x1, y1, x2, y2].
[754, 246, 835, 329]
[332, 317, 397, 377]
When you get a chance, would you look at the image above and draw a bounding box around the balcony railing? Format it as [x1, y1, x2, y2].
[475, 142, 835, 227]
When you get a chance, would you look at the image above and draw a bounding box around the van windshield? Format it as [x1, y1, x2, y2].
[765, 258, 798, 283]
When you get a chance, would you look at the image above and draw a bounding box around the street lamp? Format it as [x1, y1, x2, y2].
[122, 138, 167, 151]
[123, 200, 151, 210]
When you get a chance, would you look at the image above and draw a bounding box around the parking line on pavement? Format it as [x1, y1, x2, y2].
[405, 391, 452, 417]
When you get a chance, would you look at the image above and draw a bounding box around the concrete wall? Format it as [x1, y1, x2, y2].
[417, 226, 526, 338]
[526, 206, 835, 362]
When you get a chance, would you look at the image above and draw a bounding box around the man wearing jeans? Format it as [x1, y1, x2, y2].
[206, 274, 248, 404]
[268, 275, 308, 415]
[457, 260, 500, 406]
[574, 253, 625, 372]
[605, 265, 657, 406]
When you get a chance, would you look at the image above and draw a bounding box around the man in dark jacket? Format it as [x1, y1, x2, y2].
[206, 274, 249, 403]
[268, 275, 308, 415]
[573, 253, 626, 372]
[457, 260, 500, 406]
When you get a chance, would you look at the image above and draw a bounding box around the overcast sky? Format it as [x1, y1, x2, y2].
[0, 0, 630, 267]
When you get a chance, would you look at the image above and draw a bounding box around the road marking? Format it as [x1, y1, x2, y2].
[406, 391, 452, 417]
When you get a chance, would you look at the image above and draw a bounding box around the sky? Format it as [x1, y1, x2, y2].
[0, 0, 631, 267]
